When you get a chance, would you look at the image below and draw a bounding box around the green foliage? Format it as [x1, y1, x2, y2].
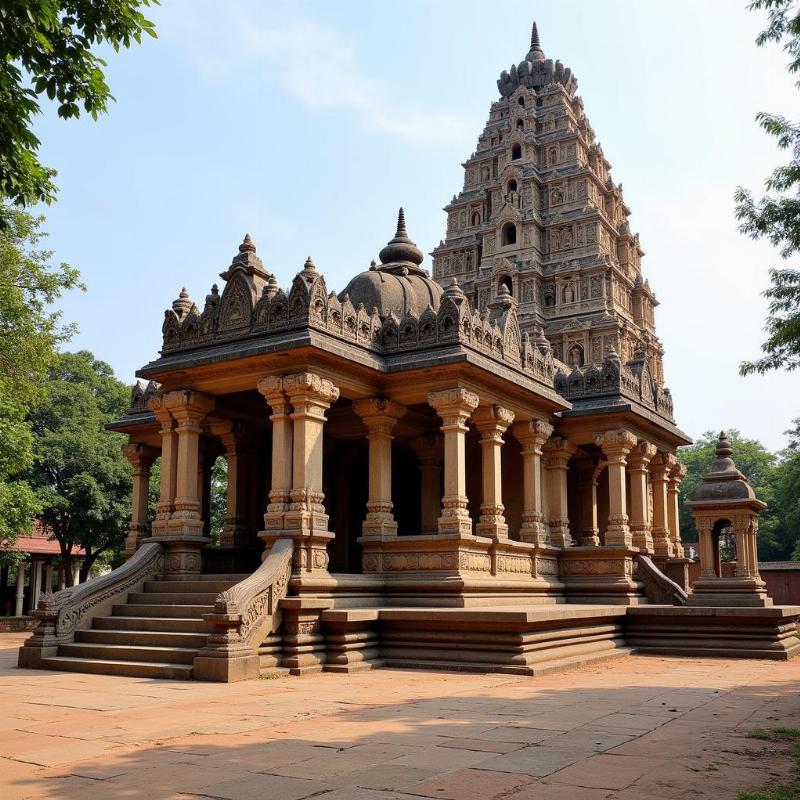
[208, 456, 227, 547]
[736, 0, 800, 374]
[0, 206, 81, 548]
[27, 350, 131, 579]
[0, 0, 157, 215]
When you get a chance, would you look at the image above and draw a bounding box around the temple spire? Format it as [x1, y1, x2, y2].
[396, 207, 407, 237]
[531, 21, 540, 50]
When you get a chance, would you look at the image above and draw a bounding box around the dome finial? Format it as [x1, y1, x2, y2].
[396, 207, 407, 237]
[240, 233, 256, 254]
[378, 207, 424, 271]
[531, 21, 540, 50]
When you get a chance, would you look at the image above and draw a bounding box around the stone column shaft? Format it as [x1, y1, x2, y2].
[542, 436, 576, 547]
[650, 453, 675, 557]
[428, 389, 479, 536]
[473, 405, 514, 539]
[14, 563, 25, 616]
[410, 434, 444, 534]
[122, 443, 157, 557]
[596, 429, 637, 548]
[512, 419, 553, 545]
[628, 440, 657, 553]
[578, 460, 604, 546]
[353, 399, 406, 538]
[667, 463, 687, 558]
[148, 396, 178, 534]
[258, 377, 293, 534]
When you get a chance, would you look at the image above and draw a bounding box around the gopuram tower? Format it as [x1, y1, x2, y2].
[432, 23, 664, 384]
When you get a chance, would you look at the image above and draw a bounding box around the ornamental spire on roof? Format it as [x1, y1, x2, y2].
[528, 21, 543, 59]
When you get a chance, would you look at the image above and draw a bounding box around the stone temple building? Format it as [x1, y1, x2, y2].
[20, 24, 799, 680]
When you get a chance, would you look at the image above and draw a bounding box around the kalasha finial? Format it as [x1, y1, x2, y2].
[179, 287, 188, 299]
[303, 256, 316, 272]
[240, 233, 256, 254]
[531, 21, 540, 50]
[396, 207, 407, 237]
[378, 207, 424, 269]
[716, 431, 733, 458]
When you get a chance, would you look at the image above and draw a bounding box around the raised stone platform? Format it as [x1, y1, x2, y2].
[625, 605, 800, 660]
[322, 604, 632, 676]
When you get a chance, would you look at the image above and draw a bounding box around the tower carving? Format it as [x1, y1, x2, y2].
[432, 22, 665, 385]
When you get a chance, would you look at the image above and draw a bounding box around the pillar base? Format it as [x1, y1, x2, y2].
[280, 598, 333, 674]
[260, 529, 334, 577]
[150, 536, 207, 578]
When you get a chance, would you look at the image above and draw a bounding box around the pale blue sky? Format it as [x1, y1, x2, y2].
[33, 0, 799, 450]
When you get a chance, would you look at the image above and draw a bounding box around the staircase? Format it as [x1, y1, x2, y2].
[38, 576, 243, 679]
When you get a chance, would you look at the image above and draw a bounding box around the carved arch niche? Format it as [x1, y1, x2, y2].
[218, 273, 256, 333]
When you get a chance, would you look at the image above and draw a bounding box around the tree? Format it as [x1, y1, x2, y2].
[678, 430, 780, 557]
[736, 0, 800, 374]
[0, 0, 156, 216]
[27, 350, 131, 581]
[0, 206, 81, 551]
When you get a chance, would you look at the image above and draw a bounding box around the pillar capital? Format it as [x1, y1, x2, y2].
[542, 436, 576, 468]
[409, 432, 444, 465]
[282, 372, 339, 405]
[472, 404, 515, 439]
[121, 442, 158, 471]
[257, 375, 291, 413]
[669, 461, 687, 483]
[148, 393, 174, 430]
[512, 418, 554, 451]
[627, 439, 657, 469]
[427, 388, 479, 427]
[651, 451, 676, 479]
[594, 428, 637, 460]
[163, 389, 214, 428]
[352, 398, 407, 433]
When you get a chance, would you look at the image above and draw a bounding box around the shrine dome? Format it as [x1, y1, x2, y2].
[339, 209, 443, 318]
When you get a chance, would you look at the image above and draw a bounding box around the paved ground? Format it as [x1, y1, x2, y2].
[1, 633, 799, 799]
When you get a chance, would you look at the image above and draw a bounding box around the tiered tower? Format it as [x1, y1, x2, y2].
[431, 22, 664, 383]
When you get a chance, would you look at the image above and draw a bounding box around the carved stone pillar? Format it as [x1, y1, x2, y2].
[257, 376, 293, 536]
[353, 398, 406, 537]
[512, 419, 553, 545]
[596, 429, 637, 548]
[667, 462, 687, 558]
[155, 390, 214, 577]
[542, 436, 576, 547]
[628, 440, 657, 553]
[165, 390, 215, 534]
[577, 459, 605, 547]
[148, 394, 178, 535]
[472, 404, 514, 539]
[428, 389, 479, 536]
[650, 453, 675, 558]
[122, 443, 158, 558]
[409, 433, 444, 534]
[282, 372, 339, 573]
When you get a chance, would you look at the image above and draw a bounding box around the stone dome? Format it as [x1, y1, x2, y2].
[688, 432, 760, 505]
[339, 209, 443, 318]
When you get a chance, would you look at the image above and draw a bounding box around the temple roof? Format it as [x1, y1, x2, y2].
[497, 22, 577, 98]
[687, 432, 766, 509]
[339, 209, 443, 318]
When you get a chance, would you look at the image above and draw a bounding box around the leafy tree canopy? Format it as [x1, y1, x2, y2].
[0, 206, 81, 549]
[736, 0, 800, 374]
[0, 0, 156, 216]
[27, 350, 131, 580]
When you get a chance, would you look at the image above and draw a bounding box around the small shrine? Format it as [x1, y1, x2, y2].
[686, 432, 770, 607]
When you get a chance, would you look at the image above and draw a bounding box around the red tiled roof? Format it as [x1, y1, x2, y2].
[3, 520, 85, 557]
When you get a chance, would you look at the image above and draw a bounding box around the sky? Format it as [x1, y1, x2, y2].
[30, 0, 800, 451]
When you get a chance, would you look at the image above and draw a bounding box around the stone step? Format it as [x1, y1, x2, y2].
[93, 615, 210, 633]
[113, 603, 213, 619]
[60, 642, 197, 665]
[128, 591, 221, 605]
[40, 655, 193, 680]
[77, 628, 208, 649]
[145, 578, 245, 593]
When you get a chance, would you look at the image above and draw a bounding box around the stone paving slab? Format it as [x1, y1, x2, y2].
[1, 632, 799, 799]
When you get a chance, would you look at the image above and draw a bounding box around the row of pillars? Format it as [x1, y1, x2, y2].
[8, 560, 81, 616]
[127, 373, 686, 561]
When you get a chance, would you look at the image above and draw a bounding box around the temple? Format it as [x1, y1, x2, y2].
[19, 24, 800, 680]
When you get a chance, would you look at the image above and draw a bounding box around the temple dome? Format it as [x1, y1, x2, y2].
[339, 209, 443, 318]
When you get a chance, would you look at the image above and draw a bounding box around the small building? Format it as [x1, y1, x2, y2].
[0, 520, 84, 620]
